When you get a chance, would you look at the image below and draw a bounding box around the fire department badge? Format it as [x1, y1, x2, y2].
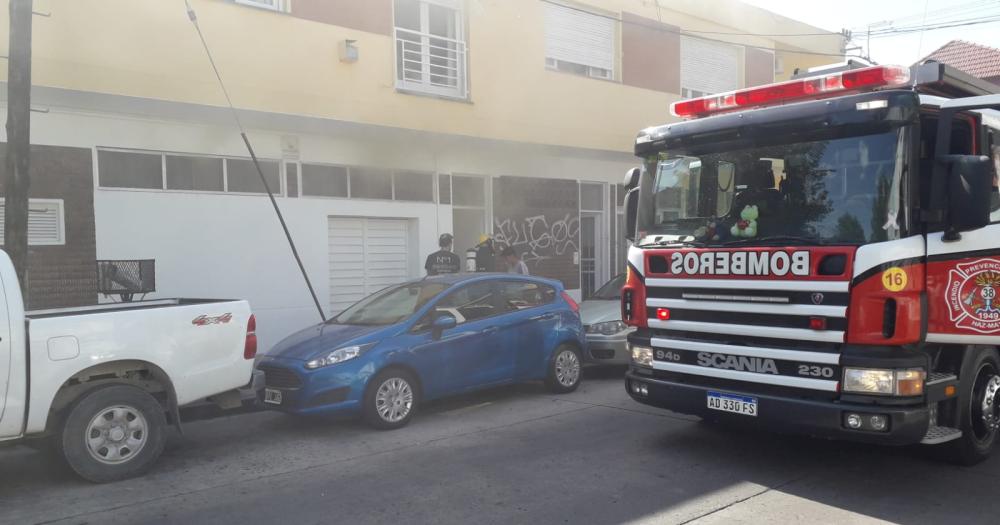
[945, 259, 1000, 334]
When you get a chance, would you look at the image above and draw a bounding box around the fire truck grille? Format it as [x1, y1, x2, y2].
[642, 278, 848, 392]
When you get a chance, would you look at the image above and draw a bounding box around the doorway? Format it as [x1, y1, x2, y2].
[579, 182, 608, 299]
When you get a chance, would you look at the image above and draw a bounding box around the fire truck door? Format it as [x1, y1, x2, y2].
[925, 118, 1000, 344]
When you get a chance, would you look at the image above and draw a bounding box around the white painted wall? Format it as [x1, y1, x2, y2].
[10, 96, 636, 351]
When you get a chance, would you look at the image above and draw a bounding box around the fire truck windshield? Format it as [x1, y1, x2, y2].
[635, 128, 905, 247]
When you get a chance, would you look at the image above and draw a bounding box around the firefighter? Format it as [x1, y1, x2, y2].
[424, 233, 461, 276]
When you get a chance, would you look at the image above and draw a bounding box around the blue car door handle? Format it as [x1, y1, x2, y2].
[529, 313, 557, 321]
[444, 331, 478, 342]
[482, 326, 500, 335]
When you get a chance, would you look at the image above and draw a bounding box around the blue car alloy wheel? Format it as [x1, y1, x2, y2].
[364, 369, 419, 430]
[546, 345, 582, 393]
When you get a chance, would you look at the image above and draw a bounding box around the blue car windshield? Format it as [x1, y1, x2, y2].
[333, 281, 450, 326]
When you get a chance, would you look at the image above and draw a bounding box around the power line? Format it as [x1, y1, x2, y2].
[860, 14, 1000, 36]
[851, 0, 1000, 34]
[852, 0, 1000, 30]
[540, 0, 854, 58]
[864, 16, 1000, 38]
[182, 0, 327, 323]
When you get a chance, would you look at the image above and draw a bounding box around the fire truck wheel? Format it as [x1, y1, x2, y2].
[947, 347, 1000, 466]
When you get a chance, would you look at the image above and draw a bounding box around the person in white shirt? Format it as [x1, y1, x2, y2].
[501, 246, 529, 275]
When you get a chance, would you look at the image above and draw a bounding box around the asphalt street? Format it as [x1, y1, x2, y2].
[2, 367, 999, 525]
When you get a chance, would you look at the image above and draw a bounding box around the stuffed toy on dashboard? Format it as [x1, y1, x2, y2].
[730, 205, 759, 238]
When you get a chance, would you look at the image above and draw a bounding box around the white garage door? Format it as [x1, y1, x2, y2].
[328, 217, 411, 313]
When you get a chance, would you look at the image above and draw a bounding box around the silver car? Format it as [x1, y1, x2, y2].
[580, 274, 634, 365]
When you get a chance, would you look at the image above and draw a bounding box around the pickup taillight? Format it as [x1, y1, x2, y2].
[244, 314, 258, 360]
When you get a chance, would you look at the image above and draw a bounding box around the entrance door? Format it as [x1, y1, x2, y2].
[580, 213, 601, 298]
[329, 217, 411, 314]
[579, 182, 607, 299]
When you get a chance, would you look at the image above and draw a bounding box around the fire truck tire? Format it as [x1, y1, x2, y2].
[947, 346, 1000, 466]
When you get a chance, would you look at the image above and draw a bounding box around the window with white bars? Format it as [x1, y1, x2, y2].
[544, 2, 616, 80]
[234, 0, 286, 12]
[0, 199, 65, 246]
[394, 0, 468, 99]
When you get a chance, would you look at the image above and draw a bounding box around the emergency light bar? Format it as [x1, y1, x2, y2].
[670, 65, 911, 119]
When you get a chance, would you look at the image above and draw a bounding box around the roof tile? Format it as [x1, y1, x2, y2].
[919, 40, 1000, 81]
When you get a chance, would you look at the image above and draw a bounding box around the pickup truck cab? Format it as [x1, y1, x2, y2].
[0, 252, 259, 482]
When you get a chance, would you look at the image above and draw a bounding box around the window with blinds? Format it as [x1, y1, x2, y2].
[0, 199, 65, 246]
[680, 36, 742, 97]
[544, 2, 615, 80]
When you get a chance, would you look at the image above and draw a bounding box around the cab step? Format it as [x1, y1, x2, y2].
[921, 425, 962, 445]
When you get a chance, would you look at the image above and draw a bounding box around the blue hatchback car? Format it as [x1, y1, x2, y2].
[256, 273, 585, 429]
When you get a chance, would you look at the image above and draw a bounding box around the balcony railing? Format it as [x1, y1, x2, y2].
[394, 27, 468, 100]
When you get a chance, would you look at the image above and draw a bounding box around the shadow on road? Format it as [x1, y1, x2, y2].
[1, 370, 998, 525]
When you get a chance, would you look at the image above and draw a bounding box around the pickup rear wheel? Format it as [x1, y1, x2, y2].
[59, 385, 167, 483]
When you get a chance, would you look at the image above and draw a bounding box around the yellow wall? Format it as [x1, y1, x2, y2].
[1, 0, 844, 153]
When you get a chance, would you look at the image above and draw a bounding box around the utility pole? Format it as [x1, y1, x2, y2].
[4, 0, 32, 299]
[866, 24, 871, 62]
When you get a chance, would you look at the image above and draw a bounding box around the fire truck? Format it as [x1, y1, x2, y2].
[621, 61, 1000, 463]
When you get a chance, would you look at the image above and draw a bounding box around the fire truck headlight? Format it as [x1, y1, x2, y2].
[843, 368, 894, 394]
[630, 343, 654, 367]
[843, 368, 925, 396]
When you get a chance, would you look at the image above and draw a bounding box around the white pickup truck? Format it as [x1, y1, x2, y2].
[0, 252, 260, 482]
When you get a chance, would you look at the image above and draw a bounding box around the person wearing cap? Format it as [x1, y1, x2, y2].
[424, 233, 461, 276]
[500, 246, 529, 275]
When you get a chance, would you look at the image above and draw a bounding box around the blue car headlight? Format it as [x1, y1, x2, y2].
[585, 320, 627, 336]
[305, 345, 364, 370]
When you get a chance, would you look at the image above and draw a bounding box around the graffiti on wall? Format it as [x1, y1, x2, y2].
[493, 213, 580, 264]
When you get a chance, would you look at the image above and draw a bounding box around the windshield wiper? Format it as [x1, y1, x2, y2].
[636, 238, 707, 248]
[720, 236, 832, 247]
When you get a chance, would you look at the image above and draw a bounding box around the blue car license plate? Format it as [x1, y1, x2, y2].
[264, 388, 283, 405]
[707, 391, 757, 416]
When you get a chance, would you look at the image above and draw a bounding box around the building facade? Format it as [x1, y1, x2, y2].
[1, 0, 844, 348]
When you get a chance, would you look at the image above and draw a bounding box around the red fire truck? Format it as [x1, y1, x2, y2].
[622, 61, 1000, 463]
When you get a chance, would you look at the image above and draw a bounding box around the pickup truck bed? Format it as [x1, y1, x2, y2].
[0, 251, 258, 482]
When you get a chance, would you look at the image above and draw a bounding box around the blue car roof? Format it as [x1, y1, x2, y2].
[418, 272, 564, 289]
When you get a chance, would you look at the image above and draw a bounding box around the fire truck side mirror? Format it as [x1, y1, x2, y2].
[624, 188, 639, 242]
[943, 154, 993, 240]
[624, 167, 641, 190]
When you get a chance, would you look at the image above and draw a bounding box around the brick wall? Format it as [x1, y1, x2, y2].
[0, 143, 97, 309]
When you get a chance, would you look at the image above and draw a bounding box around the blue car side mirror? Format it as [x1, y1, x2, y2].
[432, 314, 458, 332]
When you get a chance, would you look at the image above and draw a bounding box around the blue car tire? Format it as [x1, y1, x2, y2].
[363, 368, 420, 430]
[545, 345, 583, 394]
